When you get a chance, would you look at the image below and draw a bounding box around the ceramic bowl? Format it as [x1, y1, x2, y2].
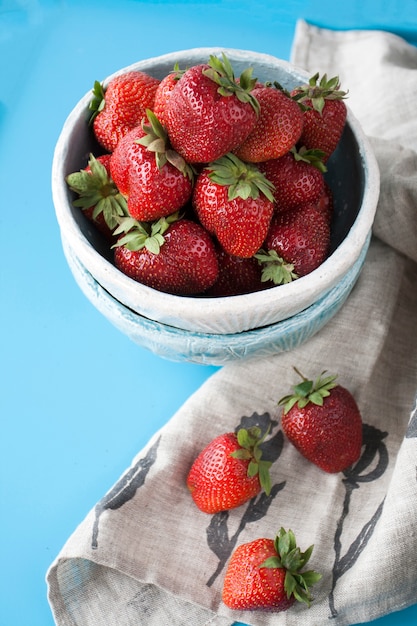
[52, 47, 379, 346]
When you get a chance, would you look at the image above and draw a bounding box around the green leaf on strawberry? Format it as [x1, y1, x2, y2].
[293, 72, 348, 114]
[207, 153, 275, 202]
[260, 528, 321, 608]
[136, 109, 194, 180]
[203, 53, 260, 115]
[279, 367, 338, 413]
[112, 212, 179, 254]
[88, 80, 106, 125]
[230, 426, 272, 496]
[66, 153, 128, 231]
[255, 249, 299, 284]
[291, 145, 328, 173]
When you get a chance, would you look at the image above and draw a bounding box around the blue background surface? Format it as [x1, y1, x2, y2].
[1, 1, 416, 625]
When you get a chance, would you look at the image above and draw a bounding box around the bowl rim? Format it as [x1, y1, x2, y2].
[52, 47, 380, 332]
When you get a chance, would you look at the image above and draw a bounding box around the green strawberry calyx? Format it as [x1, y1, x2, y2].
[292, 72, 348, 115]
[278, 367, 338, 414]
[264, 80, 292, 99]
[202, 53, 260, 116]
[230, 426, 272, 496]
[66, 154, 128, 231]
[168, 61, 186, 81]
[207, 153, 275, 202]
[260, 527, 322, 607]
[112, 212, 180, 254]
[88, 80, 106, 125]
[254, 249, 299, 285]
[136, 109, 194, 180]
[291, 145, 327, 173]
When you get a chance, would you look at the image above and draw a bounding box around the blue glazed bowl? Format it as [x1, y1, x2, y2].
[52, 48, 380, 361]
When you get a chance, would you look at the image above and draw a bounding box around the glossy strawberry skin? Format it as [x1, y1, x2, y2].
[164, 64, 257, 163]
[93, 71, 160, 152]
[233, 85, 304, 163]
[153, 71, 182, 127]
[264, 205, 330, 276]
[282, 385, 363, 473]
[186, 432, 262, 514]
[110, 126, 193, 222]
[205, 246, 267, 296]
[222, 538, 295, 612]
[314, 181, 334, 225]
[297, 98, 347, 162]
[193, 169, 274, 258]
[259, 152, 324, 212]
[114, 219, 218, 295]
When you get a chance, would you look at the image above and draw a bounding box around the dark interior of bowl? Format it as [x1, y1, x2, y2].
[325, 122, 365, 254]
[63, 52, 366, 269]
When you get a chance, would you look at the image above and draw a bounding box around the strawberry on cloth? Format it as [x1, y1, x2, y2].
[47, 23, 417, 626]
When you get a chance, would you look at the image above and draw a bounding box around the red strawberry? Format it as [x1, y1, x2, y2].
[164, 53, 259, 163]
[109, 110, 193, 222]
[89, 71, 160, 152]
[313, 181, 334, 225]
[206, 246, 267, 296]
[233, 83, 304, 162]
[152, 64, 184, 126]
[113, 214, 218, 295]
[222, 527, 321, 611]
[279, 369, 363, 473]
[258, 147, 326, 212]
[192, 153, 275, 258]
[256, 203, 330, 283]
[65, 153, 127, 240]
[292, 73, 348, 162]
[186, 426, 272, 514]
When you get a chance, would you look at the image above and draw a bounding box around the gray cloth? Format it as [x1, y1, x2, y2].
[47, 21, 417, 626]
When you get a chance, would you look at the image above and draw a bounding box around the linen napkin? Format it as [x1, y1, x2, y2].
[47, 22, 417, 626]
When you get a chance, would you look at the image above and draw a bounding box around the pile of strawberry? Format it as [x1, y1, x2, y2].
[67, 54, 348, 297]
